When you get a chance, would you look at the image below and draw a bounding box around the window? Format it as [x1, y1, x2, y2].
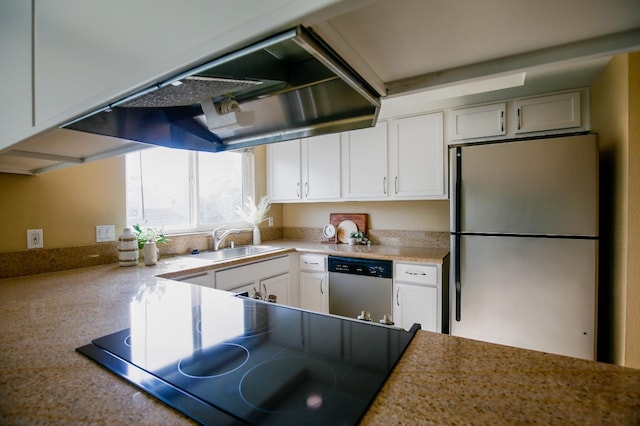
[126, 147, 253, 233]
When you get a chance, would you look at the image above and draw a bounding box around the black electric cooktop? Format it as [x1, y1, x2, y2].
[77, 280, 419, 425]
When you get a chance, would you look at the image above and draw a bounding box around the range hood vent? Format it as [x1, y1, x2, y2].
[62, 27, 381, 152]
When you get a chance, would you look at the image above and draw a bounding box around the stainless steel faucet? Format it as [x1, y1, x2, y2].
[212, 225, 243, 251]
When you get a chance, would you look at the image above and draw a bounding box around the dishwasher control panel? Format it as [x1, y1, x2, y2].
[328, 256, 392, 278]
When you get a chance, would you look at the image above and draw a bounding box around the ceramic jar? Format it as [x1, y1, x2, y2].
[117, 228, 139, 266]
[253, 227, 261, 245]
[144, 241, 159, 266]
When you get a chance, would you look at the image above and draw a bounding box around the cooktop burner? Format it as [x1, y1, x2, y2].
[179, 343, 249, 379]
[239, 357, 336, 413]
[77, 281, 419, 425]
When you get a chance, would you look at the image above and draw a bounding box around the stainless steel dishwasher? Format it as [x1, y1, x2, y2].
[328, 256, 394, 324]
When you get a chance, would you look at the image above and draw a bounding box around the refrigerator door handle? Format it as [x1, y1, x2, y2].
[452, 147, 462, 322]
[454, 234, 461, 322]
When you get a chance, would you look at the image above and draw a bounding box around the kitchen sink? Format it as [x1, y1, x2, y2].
[187, 245, 285, 262]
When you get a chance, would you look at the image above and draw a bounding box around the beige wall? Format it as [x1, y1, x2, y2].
[0, 156, 125, 252]
[591, 52, 640, 368]
[282, 200, 449, 231]
[626, 52, 640, 368]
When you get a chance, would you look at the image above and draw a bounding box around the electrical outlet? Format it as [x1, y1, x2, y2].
[27, 229, 43, 249]
[268, 217, 274, 227]
[96, 225, 116, 242]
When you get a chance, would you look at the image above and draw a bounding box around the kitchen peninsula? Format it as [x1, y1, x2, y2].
[1, 253, 639, 425]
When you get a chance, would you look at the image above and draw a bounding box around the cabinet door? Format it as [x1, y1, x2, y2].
[260, 273, 289, 306]
[299, 271, 328, 313]
[343, 121, 388, 199]
[0, 0, 32, 149]
[450, 103, 506, 140]
[303, 134, 341, 200]
[267, 140, 302, 202]
[515, 92, 581, 134]
[231, 282, 259, 297]
[391, 112, 445, 198]
[394, 283, 438, 332]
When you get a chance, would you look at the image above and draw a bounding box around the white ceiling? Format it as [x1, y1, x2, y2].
[3, 0, 640, 175]
[311, 0, 640, 100]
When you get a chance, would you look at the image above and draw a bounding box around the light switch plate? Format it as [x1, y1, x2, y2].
[27, 229, 43, 249]
[96, 225, 116, 242]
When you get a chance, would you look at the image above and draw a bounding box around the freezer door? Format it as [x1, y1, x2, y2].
[452, 134, 598, 236]
[450, 234, 596, 360]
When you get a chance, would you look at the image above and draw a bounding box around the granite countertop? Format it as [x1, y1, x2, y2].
[1, 252, 639, 425]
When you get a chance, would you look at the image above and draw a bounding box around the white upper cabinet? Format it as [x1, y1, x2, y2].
[390, 112, 445, 199]
[450, 103, 506, 140]
[343, 121, 389, 199]
[267, 134, 341, 202]
[515, 92, 581, 134]
[303, 134, 341, 201]
[446, 90, 587, 143]
[0, 0, 33, 149]
[268, 140, 302, 202]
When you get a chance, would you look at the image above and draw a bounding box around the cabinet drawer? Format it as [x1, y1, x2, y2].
[215, 256, 289, 291]
[395, 263, 437, 285]
[299, 254, 326, 272]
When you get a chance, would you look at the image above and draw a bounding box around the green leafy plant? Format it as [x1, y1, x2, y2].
[350, 230, 369, 245]
[132, 224, 170, 250]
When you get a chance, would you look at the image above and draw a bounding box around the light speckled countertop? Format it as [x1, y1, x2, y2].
[1, 247, 639, 425]
[267, 240, 450, 264]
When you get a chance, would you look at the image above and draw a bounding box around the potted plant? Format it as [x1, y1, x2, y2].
[349, 230, 368, 245]
[235, 196, 271, 244]
[132, 224, 170, 265]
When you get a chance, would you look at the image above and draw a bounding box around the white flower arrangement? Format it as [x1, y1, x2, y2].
[235, 196, 271, 227]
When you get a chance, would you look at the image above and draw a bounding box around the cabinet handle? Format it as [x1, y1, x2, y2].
[405, 271, 427, 276]
[383, 177, 387, 195]
[394, 176, 398, 194]
[304, 261, 320, 265]
[500, 110, 504, 132]
[517, 108, 521, 130]
[396, 288, 400, 306]
[304, 181, 309, 197]
[296, 182, 300, 198]
[320, 277, 324, 295]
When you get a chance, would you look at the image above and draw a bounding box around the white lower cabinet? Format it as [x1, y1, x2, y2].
[214, 255, 291, 306]
[298, 254, 329, 313]
[300, 272, 328, 313]
[260, 273, 290, 306]
[394, 282, 438, 332]
[393, 262, 441, 332]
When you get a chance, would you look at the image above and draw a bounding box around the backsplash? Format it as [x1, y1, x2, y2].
[0, 226, 447, 279]
[283, 227, 450, 248]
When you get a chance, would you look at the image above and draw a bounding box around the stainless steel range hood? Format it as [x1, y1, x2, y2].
[62, 27, 381, 152]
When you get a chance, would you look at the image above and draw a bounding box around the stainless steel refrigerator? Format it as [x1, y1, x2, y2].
[449, 134, 598, 360]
